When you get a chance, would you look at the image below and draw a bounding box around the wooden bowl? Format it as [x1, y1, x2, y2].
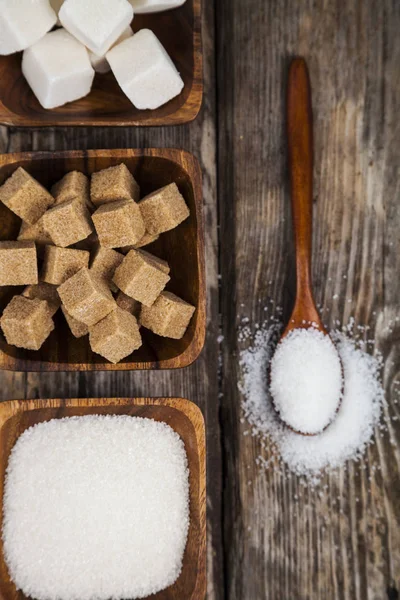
[0, 1, 202, 127]
[0, 149, 205, 371]
[0, 397, 206, 600]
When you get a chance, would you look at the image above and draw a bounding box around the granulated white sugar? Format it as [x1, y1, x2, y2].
[239, 322, 384, 480]
[270, 328, 343, 434]
[2, 415, 189, 600]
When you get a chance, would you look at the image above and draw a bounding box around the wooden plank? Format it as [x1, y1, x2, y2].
[0, 2, 224, 599]
[217, 1, 400, 599]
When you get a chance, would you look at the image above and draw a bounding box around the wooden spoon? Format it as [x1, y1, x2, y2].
[283, 57, 325, 338]
[271, 57, 342, 435]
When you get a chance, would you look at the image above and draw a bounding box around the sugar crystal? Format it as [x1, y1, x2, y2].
[2, 415, 189, 600]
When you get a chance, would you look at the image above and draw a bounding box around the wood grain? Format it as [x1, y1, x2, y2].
[217, 1, 400, 599]
[0, 149, 205, 371]
[0, 397, 206, 600]
[0, 1, 398, 599]
[0, 0, 202, 127]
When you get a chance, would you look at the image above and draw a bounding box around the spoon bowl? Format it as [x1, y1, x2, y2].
[271, 58, 343, 436]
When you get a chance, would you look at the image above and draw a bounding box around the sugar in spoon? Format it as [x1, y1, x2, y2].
[269, 57, 343, 436]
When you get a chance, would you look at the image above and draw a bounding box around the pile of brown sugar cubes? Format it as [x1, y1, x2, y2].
[0, 163, 196, 364]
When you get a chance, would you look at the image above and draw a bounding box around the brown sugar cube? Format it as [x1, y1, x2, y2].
[0, 295, 54, 350]
[138, 183, 189, 235]
[90, 164, 140, 207]
[42, 246, 90, 285]
[58, 267, 116, 327]
[90, 247, 124, 292]
[136, 249, 170, 274]
[115, 291, 141, 318]
[52, 171, 93, 212]
[135, 231, 160, 248]
[72, 231, 98, 252]
[0, 241, 38, 286]
[43, 199, 93, 248]
[113, 249, 170, 307]
[89, 307, 142, 364]
[18, 218, 52, 259]
[61, 305, 89, 338]
[22, 282, 61, 317]
[18, 216, 53, 247]
[92, 199, 145, 249]
[120, 232, 160, 254]
[140, 291, 195, 339]
[0, 167, 54, 224]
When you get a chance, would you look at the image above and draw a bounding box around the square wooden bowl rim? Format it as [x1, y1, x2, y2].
[0, 0, 202, 127]
[0, 396, 206, 600]
[0, 148, 206, 372]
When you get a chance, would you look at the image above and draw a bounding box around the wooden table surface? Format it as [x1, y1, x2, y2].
[0, 1, 399, 599]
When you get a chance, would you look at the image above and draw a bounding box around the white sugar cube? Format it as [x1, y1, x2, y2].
[107, 29, 184, 110]
[0, 0, 57, 55]
[129, 0, 186, 12]
[22, 29, 95, 109]
[89, 26, 133, 74]
[59, 0, 134, 56]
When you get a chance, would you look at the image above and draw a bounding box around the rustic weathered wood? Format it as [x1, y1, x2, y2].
[0, 0, 202, 127]
[0, 397, 206, 600]
[218, 1, 400, 599]
[0, 1, 397, 598]
[0, 149, 205, 371]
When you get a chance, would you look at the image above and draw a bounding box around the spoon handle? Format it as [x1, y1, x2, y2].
[287, 58, 314, 302]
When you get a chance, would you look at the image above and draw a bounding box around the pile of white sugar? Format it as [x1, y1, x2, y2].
[239, 322, 384, 480]
[2, 415, 190, 600]
[270, 328, 343, 434]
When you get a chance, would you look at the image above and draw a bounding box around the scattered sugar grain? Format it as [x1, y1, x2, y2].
[270, 328, 343, 435]
[239, 322, 384, 481]
[3, 415, 189, 600]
